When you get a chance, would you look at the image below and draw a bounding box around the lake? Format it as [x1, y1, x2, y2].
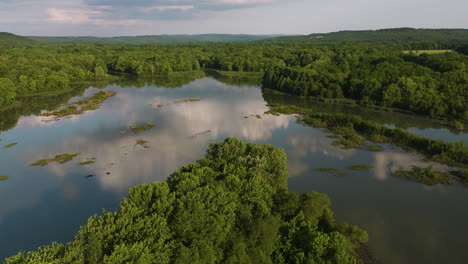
[0, 76, 467, 264]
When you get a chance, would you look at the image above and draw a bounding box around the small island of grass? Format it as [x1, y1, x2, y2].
[135, 139, 150, 148]
[41, 91, 116, 119]
[31, 153, 80, 166]
[393, 165, 454, 185]
[77, 158, 96, 166]
[3, 142, 17, 148]
[130, 123, 155, 133]
[0, 175, 9, 180]
[348, 164, 374, 171]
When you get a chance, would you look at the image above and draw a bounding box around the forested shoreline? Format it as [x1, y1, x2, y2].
[1, 42, 467, 121]
[5, 138, 369, 264]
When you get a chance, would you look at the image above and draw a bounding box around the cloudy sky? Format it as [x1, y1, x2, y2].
[1, 0, 467, 36]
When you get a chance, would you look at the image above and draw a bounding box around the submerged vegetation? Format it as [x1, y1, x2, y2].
[30, 153, 80, 166]
[0, 175, 8, 180]
[6, 138, 368, 263]
[41, 91, 115, 120]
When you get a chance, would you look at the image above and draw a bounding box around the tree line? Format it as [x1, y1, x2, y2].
[1, 43, 466, 120]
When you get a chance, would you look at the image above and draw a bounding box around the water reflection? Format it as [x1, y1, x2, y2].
[1, 76, 468, 264]
[17, 78, 292, 193]
[372, 151, 453, 181]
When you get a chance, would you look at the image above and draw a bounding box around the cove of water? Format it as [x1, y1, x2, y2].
[0, 76, 467, 264]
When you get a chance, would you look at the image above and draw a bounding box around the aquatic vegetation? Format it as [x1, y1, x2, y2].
[0, 175, 8, 180]
[450, 169, 468, 185]
[348, 164, 374, 171]
[315, 168, 340, 172]
[30, 153, 80, 166]
[3, 142, 17, 148]
[77, 158, 96, 166]
[41, 91, 115, 120]
[7, 138, 367, 264]
[363, 145, 384, 152]
[295, 112, 468, 168]
[393, 165, 454, 185]
[130, 123, 155, 133]
[328, 126, 365, 149]
[336, 173, 349, 177]
[135, 139, 150, 148]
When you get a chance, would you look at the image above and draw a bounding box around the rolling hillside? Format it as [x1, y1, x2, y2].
[261, 28, 468, 44]
[0, 32, 35, 46]
[28, 34, 282, 45]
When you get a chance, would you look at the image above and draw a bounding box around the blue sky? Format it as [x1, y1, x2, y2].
[1, 0, 467, 36]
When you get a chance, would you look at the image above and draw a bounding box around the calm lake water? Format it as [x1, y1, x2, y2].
[0, 76, 467, 263]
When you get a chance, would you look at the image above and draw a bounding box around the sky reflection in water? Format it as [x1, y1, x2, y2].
[0, 77, 467, 264]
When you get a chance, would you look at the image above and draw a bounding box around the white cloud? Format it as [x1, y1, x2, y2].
[47, 8, 102, 24]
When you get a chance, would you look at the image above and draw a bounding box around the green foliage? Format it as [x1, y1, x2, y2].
[453, 121, 464, 130]
[262, 28, 468, 46]
[7, 138, 366, 263]
[393, 165, 454, 185]
[0, 175, 8, 180]
[263, 46, 468, 120]
[0, 78, 17, 108]
[0, 32, 35, 47]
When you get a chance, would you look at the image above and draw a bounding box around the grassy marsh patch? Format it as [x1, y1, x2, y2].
[130, 123, 155, 133]
[31, 153, 80, 166]
[78, 158, 96, 166]
[3, 142, 17, 148]
[135, 139, 150, 149]
[0, 175, 8, 180]
[394, 165, 454, 185]
[348, 164, 374, 171]
[41, 91, 115, 120]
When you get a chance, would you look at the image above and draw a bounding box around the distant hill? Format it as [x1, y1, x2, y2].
[0, 32, 35, 46]
[261, 28, 468, 44]
[28, 34, 282, 45]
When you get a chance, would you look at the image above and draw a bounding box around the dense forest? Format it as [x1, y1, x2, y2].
[1, 29, 467, 121]
[263, 48, 468, 119]
[5, 138, 368, 264]
[263, 28, 468, 47]
[1, 42, 467, 120]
